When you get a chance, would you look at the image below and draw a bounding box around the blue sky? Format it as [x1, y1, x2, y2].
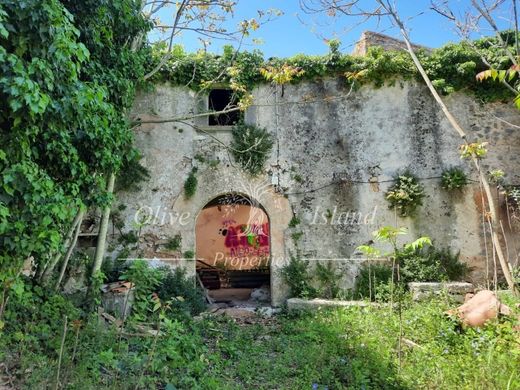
[155, 0, 515, 57]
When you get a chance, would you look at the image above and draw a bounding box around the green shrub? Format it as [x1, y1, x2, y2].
[101, 256, 131, 283]
[441, 167, 468, 190]
[156, 268, 206, 316]
[315, 262, 342, 299]
[386, 173, 425, 217]
[291, 231, 303, 242]
[183, 250, 195, 259]
[354, 246, 467, 301]
[115, 153, 150, 192]
[231, 122, 273, 175]
[398, 246, 467, 283]
[280, 255, 317, 298]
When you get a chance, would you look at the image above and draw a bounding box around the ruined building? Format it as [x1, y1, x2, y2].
[107, 33, 520, 306]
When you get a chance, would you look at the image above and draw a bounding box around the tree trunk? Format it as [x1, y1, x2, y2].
[92, 173, 116, 275]
[40, 210, 83, 283]
[55, 209, 85, 291]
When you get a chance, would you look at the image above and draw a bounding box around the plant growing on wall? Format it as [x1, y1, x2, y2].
[184, 168, 198, 199]
[441, 167, 468, 190]
[230, 122, 273, 176]
[165, 234, 182, 251]
[385, 173, 425, 217]
[288, 215, 301, 228]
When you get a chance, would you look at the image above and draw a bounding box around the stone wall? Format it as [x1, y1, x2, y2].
[114, 79, 520, 306]
[352, 31, 429, 56]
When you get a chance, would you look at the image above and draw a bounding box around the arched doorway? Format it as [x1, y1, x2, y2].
[195, 193, 271, 304]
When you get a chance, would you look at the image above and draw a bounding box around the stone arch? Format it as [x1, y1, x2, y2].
[172, 168, 292, 306]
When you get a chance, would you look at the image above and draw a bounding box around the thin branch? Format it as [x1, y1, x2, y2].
[471, 0, 518, 65]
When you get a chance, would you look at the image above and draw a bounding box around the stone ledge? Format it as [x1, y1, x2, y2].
[287, 298, 374, 311]
[408, 282, 474, 303]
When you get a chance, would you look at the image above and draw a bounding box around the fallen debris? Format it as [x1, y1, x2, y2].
[446, 290, 511, 327]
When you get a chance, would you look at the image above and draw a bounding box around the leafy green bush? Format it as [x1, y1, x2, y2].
[355, 246, 467, 301]
[386, 173, 425, 217]
[398, 246, 467, 283]
[115, 152, 150, 192]
[101, 257, 130, 283]
[117, 260, 206, 319]
[280, 255, 317, 299]
[441, 167, 468, 190]
[156, 268, 206, 316]
[231, 122, 273, 175]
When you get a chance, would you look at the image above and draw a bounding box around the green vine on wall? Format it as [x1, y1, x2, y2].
[230, 122, 273, 176]
[149, 31, 519, 104]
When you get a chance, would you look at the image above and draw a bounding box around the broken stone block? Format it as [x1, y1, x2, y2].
[408, 282, 474, 302]
[287, 298, 372, 311]
[101, 282, 135, 319]
[250, 285, 270, 302]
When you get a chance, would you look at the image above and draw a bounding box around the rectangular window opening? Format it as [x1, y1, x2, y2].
[208, 89, 241, 126]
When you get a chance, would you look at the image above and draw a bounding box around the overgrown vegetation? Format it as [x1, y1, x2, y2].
[1, 288, 518, 389]
[165, 234, 182, 251]
[280, 255, 317, 299]
[280, 256, 343, 299]
[150, 32, 519, 104]
[231, 122, 273, 175]
[116, 260, 206, 321]
[288, 215, 301, 228]
[355, 226, 467, 301]
[0, 0, 150, 310]
[441, 167, 469, 190]
[386, 173, 425, 217]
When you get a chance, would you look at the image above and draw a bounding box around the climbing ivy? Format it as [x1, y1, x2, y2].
[150, 32, 518, 104]
[0, 0, 150, 294]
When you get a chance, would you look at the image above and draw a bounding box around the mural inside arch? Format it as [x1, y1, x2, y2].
[196, 202, 270, 270]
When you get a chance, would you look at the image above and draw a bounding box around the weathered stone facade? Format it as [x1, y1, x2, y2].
[114, 78, 520, 306]
[352, 31, 429, 56]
